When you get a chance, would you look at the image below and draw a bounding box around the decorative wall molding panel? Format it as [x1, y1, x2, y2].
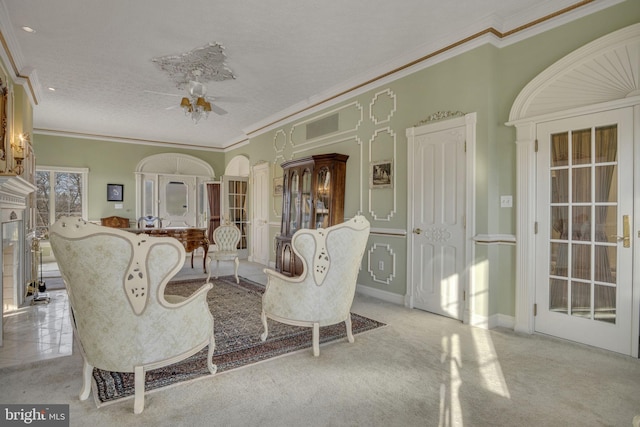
[367, 243, 396, 285]
[369, 89, 396, 125]
[368, 127, 396, 221]
[509, 23, 640, 122]
[273, 129, 287, 152]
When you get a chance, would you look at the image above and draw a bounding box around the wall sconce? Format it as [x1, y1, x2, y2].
[11, 132, 29, 175]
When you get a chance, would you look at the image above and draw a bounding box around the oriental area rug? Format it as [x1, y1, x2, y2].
[92, 275, 385, 406]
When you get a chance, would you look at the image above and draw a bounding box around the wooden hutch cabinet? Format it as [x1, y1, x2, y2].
[275, 153, 349, 276]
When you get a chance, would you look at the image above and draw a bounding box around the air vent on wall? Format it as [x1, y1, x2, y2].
[306, 113, 339, 140]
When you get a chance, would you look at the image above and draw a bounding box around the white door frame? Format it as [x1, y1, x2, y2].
[507, 23, 640, 357]
[406, 112, 476, 325]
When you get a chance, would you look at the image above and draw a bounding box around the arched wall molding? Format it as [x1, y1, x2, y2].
[135, 152, 215, 178]
[225, 155, 250, 177]
[507, 23, 640, 340]
[509, 23, 640, 123]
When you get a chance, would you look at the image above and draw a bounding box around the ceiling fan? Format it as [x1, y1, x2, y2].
[145, 73, 231, 123]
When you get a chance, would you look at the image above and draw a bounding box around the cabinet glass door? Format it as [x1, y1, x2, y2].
[301, 169, 312, 229]
[315, 167, 331, 229]
[289, 171, 299, 234]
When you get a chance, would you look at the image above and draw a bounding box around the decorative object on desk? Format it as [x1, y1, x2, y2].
[273, 176, 283, 196]
[92, 275, 385, 408]
[262, 215, 371, 356]
[48, 216, 216, 414]
[370, 159, 393, 189]
[106, 183, 124, 202]
[208, 222, 241, 283]
[137, 215, 162, 228]
[100, 215, 130, 229]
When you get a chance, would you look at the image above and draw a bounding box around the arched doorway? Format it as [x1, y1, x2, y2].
[508, 24, 640, 356]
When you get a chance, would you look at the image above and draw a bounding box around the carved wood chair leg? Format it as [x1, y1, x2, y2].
[260, 311, 269, 341]
[79, 359, 93, 400]
[133, 365, 145, 414]
[312, 323, 320, 357]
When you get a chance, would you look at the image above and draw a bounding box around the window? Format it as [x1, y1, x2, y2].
[36, 167, 89, 239]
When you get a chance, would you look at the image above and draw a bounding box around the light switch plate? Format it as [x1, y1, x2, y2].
[500, 195, 512, 208]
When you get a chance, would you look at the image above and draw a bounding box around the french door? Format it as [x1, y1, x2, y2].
[535, 108, 633, 355]
[222, 175, 248, 259]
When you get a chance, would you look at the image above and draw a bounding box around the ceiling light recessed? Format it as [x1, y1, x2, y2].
[48, 87, 56, 91]
[21, 26, 36, 33]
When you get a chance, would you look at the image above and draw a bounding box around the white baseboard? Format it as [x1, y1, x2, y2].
[355, 284, 405, 305]
[467, 312, 516, 330]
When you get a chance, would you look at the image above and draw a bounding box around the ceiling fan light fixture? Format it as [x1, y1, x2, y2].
[180, 97, 191, 108]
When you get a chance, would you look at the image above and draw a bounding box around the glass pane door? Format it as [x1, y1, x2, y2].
[225, 177, 248, 256]
[548, 125, 618, 323]
[315, 166, 331, 229]
[535, 107, 633, 355]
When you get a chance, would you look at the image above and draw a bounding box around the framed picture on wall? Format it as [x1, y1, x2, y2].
[369, 160, 393, 189]
[107, 184, 124, 202]
[273, 177, 283, 196]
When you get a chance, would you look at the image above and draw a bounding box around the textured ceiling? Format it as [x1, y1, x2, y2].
[0, 0, 596, 150]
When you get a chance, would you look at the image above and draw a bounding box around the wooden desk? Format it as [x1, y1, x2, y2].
[127, 227, 209, 272]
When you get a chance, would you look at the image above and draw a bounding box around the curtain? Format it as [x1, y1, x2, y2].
[549, 126, 618, 322]
[207, 183, 220, 244]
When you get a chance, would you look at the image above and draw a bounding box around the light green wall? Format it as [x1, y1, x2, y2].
[34, 135, 225, 222]
[225, 0, 638, 319]
[32, 0, 639, 320]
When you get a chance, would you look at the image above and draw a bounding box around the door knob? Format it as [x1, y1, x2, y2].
[413, 228, 423, 235]
[610, 215, 631, 248]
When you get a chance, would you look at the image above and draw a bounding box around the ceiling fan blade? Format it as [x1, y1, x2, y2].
[210, 95, 246, 103]
[144, 89, 181, 97]
[210, 103, 228, 115]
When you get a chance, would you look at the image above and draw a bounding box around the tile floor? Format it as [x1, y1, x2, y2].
[0, 289, 73, 368]
[0, 258, 268, 369]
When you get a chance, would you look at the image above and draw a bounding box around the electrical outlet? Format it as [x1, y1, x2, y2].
[378, 261, 384, 271]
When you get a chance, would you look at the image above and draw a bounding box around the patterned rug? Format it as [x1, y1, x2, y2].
[92, 276, 385, 406]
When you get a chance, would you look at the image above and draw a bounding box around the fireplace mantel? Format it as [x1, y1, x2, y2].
[0, 174, 36, 210]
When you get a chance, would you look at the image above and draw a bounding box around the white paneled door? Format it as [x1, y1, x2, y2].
[410, 123, 466, 320]
[535, 108, 633, 355]
[251, 163, 270, 266]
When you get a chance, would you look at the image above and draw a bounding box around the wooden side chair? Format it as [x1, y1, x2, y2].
[207, 222, 241, 284]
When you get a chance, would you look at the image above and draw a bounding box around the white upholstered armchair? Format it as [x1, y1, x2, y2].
[49, 217, 216, 414]
[260, 215, 370, 356]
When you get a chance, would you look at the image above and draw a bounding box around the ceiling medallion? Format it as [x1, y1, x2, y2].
[151, 42, 235, 89]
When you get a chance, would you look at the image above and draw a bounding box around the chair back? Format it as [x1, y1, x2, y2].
[290, 215, 370, 319]
[100, 215, 130, 228]
[213, 223, 241, 253]
[49, 216, 212, 373]
[138, 215, 162, 228]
